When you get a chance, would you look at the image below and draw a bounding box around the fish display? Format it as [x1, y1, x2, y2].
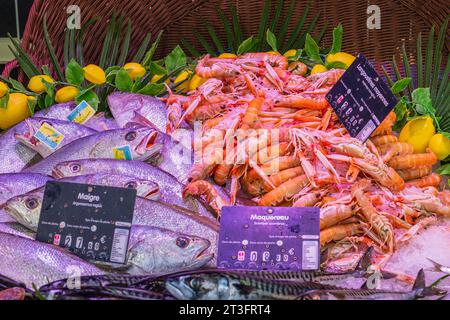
[14, 117, 97, 158]
[22, 126, 161, 175]
[108, 92, 167, 132]
[0, 232, 104, 288]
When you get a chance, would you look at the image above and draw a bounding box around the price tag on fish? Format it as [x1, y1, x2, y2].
[36, 181, 136, 265]
[217, 206, 320, 271]
[326, 53, 398, 142]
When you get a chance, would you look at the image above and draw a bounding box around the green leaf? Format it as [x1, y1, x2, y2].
[412, 87, 435, 115]
[205, 20, 225, 53]
[99, 14, 116, 69]
[133, 33, 152, 62]
[216, 8, 234, 53]
[257, 0, 271, 51]
[237, 36, 258, 55]
[436, 163, 450, 176]
[266, 29, 278, 52]
[325, 61, 347, 70]
[115, 69, 133, 92]
[304, 34, 322, 63]
[65, 59, 84, 85]
[138, 83, 165, 96]
[117, 20, 132, 66]
[142, 31, 163, 67]
[42, 80, 55, 99]
[7, 33, 40, 77]
[165, 46, 187, 73]
[8, 78, 27, 91]
[44, 94, 54, 108]
[392, 97, 409, 131]
[391, 78, 412, 94]
[43, 15, 64, 81]
[329, 23, 343, 54]
[27, 97, 37, 115]
[230, 5, 242, 48]
[150, 61, 167, 76]
[75, 90, 99, 110]
[283, 4, 309, 52]
[277, 0, 296, 50]
[0, 93, 9, 109]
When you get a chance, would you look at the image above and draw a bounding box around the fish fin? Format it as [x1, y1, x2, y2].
[426, 258, 445, 273]
[412, 269, 425, 291]
[355, 246, 373, 272]
[359, 280, 368, 290]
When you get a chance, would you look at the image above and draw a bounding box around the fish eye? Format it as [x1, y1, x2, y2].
[189, 277, 202, 289]
[176, 237, 190, 248]
[125, 181, 137, 189]
[25, 198, 39, 210]
[70, 163, 81, 173]
[125, 131, 137, 141]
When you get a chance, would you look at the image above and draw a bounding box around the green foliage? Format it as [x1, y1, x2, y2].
[181, 0, 326, 56]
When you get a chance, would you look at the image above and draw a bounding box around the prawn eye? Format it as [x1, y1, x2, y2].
[25, 198, 39, 210]
[70, 163, 81, 173]
[125, 131, 137, 141]
[176, 237, 190, 248]
[125, 181, 137, 189]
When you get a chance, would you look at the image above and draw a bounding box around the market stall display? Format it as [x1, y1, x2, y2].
[0, 0, 449, 300]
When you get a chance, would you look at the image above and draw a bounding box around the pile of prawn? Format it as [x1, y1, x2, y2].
[163, 52, 450, 268]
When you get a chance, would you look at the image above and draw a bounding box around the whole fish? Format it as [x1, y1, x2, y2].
[108, 225, 213, 275]
[35, 102, 119, 131]
[0, 223, 212, 277]
[165, 271, 338, 300]
[23, 126, 162, 175]
[4, 196, 219, 264]
[0, 173, 51, 222]
[108, 92, 167, 132]
[14, 117, 97, 158]
[60, 174, 160, 200]
[239, 247, 395, 284]
[0, 232, 104, 288]
[52, 159, 215, 218]
[297, 269, 447, 300]
[0, 121, 41, 174]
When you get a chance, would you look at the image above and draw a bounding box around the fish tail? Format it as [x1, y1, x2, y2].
[413, 268, 446, 298]
[426, 258, 445, 273]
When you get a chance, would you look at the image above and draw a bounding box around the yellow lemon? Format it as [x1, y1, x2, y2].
[27, 75, 54, 94]
[174, 70, 192, 93]
[189, 74, 207, 91]
[0, 93, 31, 130]
[326, 52, 356, 68]
[399, 116, 436, 153]
[266, 51, 280, 55]
[124, 62, 146, 81]
[218, 53, 237, 59]
[83, 64, 106, 85]
[55, 86, 79, 103]
[310, 64, 328, 74]
[283, 49, 297, 58]
[0, 81, 9, 98]
[150, 74, 170, 85]
[428, 133, 450, 160]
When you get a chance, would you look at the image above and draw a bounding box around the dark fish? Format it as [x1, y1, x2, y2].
[297, 269, 447, 300]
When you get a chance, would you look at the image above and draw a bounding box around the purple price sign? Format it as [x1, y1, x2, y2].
[217, 206, 320, 271]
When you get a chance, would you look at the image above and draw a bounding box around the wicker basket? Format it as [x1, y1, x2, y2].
[2, 0, 449, 81]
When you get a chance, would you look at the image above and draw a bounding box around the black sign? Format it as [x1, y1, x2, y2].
[326, 54, 397, 141]
[36, 181, 136, 265]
